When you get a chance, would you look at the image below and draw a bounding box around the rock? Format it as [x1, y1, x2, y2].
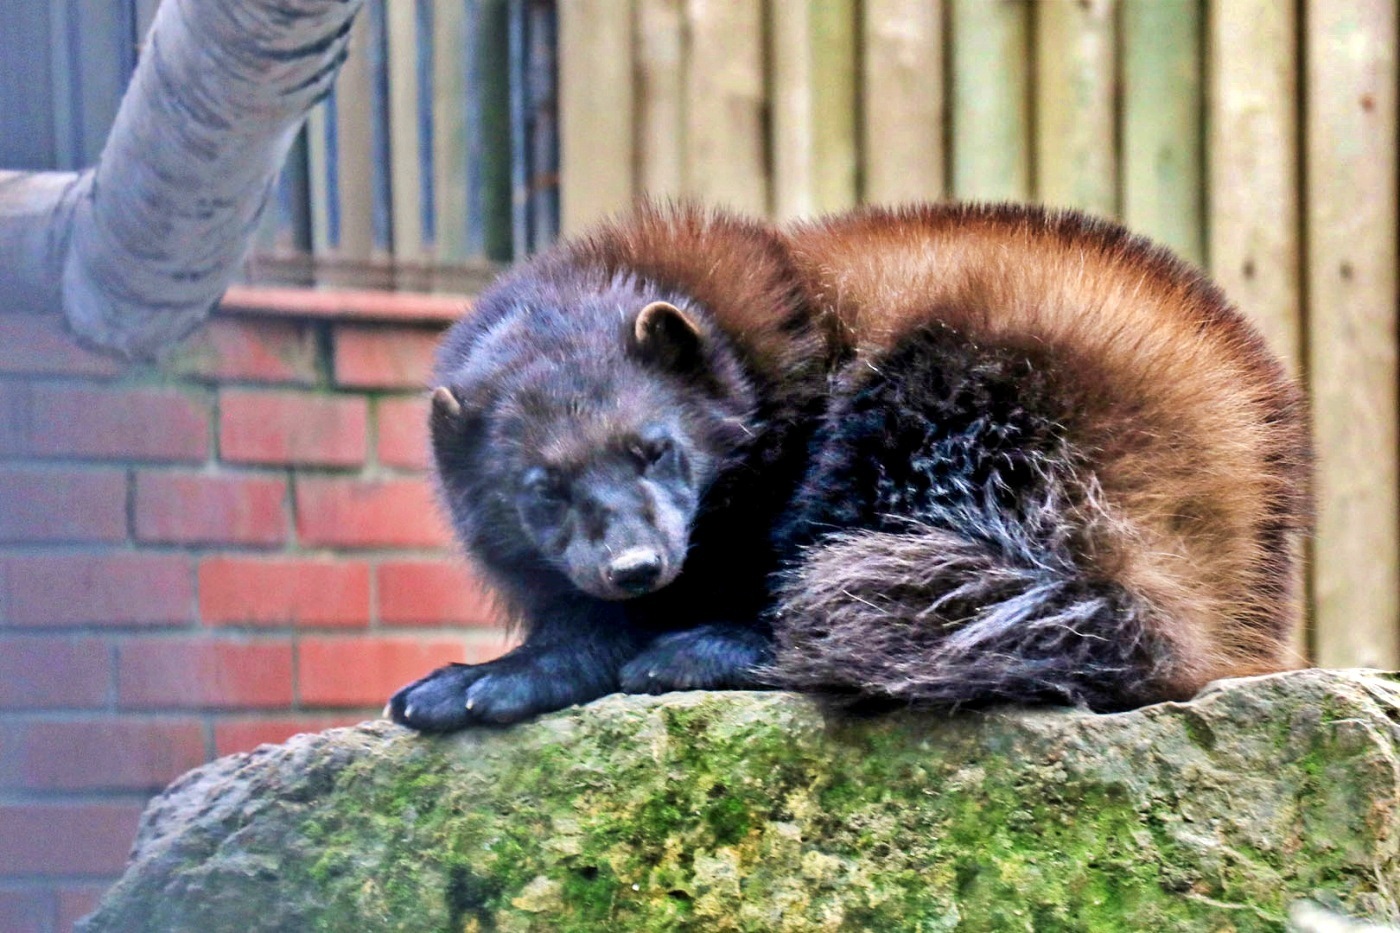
[81, 670, 1400, 932]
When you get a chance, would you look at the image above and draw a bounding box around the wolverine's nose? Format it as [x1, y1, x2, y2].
[607, 549, 663, 594]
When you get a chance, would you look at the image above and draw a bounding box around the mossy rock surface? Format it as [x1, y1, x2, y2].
[82, 670, 1400, 932]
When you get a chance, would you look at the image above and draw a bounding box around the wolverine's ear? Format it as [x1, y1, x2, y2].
[429, 385, 480, 455]
[431, 385, 465, 420]
[633, 301, 704, 372]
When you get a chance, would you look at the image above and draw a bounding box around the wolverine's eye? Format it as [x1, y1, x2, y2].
[629, 437, 674, 472]
[521, 467, 569, 503]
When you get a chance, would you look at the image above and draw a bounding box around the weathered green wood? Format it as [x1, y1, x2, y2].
[558, 0, 635, 236]
[473, 0, 513, 262]
[949, 0, 1030, 200]
[1305, 0, 1400, 669]
[862, 0, 944, 205]
[636, 0, 685, 198]
[306, 102, 332, 257]
[387, 0, 423, 260]
[1034, 0, 1117, 214]
[1122, 0, 1203, 265]
[770, 0, 858, 220]
[323, 9, 375, 257]
[336, 7, 377, 258]
[432, 0, 468, 262]
[1208, 0, 1301, 370]
[685, 0, 767, 213]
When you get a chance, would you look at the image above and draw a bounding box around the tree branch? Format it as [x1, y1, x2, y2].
[0, 0, 364, 359]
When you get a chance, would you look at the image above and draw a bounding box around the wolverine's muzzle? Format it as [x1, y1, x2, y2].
[606, 547, 665, 595]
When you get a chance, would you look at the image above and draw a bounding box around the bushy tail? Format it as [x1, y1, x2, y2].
[767, 504, 1171, 711]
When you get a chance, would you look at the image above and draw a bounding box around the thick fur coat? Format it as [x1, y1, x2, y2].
[388, 201, 1309, 731]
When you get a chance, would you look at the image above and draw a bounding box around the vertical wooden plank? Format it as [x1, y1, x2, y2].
[1121, 0, 1203, 265]
[949, 0, 1030, 200]
[526, 0, 559, 252]
[862, 0, 944, 205]
[558, 0, 636, 235]
[509, 0, 529, 257]
[367, 0, 394, 258]
[1306, 0, 1399, 669]
[307, 102, 333, 257]
[1208, 0, 1301, 369]
[636, 0, 686, 198]
[1034, 0, 1117, 214]
[70, 0, 139, 166]
[685, 0, 768, 214]
[49, 0, 79, 170]
[433, 0, 469, 262]
[280, 128, 313, 254]
[770, 0, 859, 220]
[1, 2, 57, 170]
[472, 0, 514, 262]
[334, 6, 377, 259]
[770, 2, 814, 219]
[416, 0, 435, 255]
[388, 0, 424, 260]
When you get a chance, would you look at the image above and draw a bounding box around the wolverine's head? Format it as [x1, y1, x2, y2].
[431, 290, 758, 602]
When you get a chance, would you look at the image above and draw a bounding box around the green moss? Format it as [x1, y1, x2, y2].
[82, 674, 1400, 933]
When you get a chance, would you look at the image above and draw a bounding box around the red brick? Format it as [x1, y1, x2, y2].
[0, 803, 143, 876]
[0, 313, 124, 378]
[377, 560, 501, 627]
[57, 884, 110, 931]
[298, 636, 489, 706]
[199, 557, 370, 628]
[0, 718, 206, 791]
[134, 472, 287, 546]
[163, 317, 319, 385]
[0, 637, 110, 709]
[0, 888, 51, 933]
[376, 396, 431, 470]
[118, 637, 293, 709]
[0, 554, 193, 627]
[294, 477, 452, 549]
[213, 714, 366, 756]
[0, 468, 126, 544]
[220, 390, 367, 467]
[333, 325, 439, 389]
[0, 383, 209, 463]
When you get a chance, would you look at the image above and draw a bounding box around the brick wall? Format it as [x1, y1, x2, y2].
[0, 301, 511, 932]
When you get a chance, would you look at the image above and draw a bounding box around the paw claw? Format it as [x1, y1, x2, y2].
[465, 698, 475, 710]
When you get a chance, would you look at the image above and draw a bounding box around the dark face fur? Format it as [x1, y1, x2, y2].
[431, 285, 757, 605]
[511, 410, 701, 600]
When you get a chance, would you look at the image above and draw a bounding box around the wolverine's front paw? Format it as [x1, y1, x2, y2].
[619, 624, 773, 695]
[387, 663, 481, 732]
[388, 660, 562, 732]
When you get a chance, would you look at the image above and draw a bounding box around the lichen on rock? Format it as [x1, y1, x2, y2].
[81, 670, 1400, 932]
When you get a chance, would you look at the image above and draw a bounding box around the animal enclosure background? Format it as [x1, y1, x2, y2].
[0, 1, 1396, 930]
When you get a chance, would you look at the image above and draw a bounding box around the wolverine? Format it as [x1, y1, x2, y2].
[388, 201, 1310, 731]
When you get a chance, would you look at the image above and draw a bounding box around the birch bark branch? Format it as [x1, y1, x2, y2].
[0, 0, 364, 358]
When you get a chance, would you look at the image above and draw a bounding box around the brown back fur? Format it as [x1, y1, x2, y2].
[783, 203, 1312, 695]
